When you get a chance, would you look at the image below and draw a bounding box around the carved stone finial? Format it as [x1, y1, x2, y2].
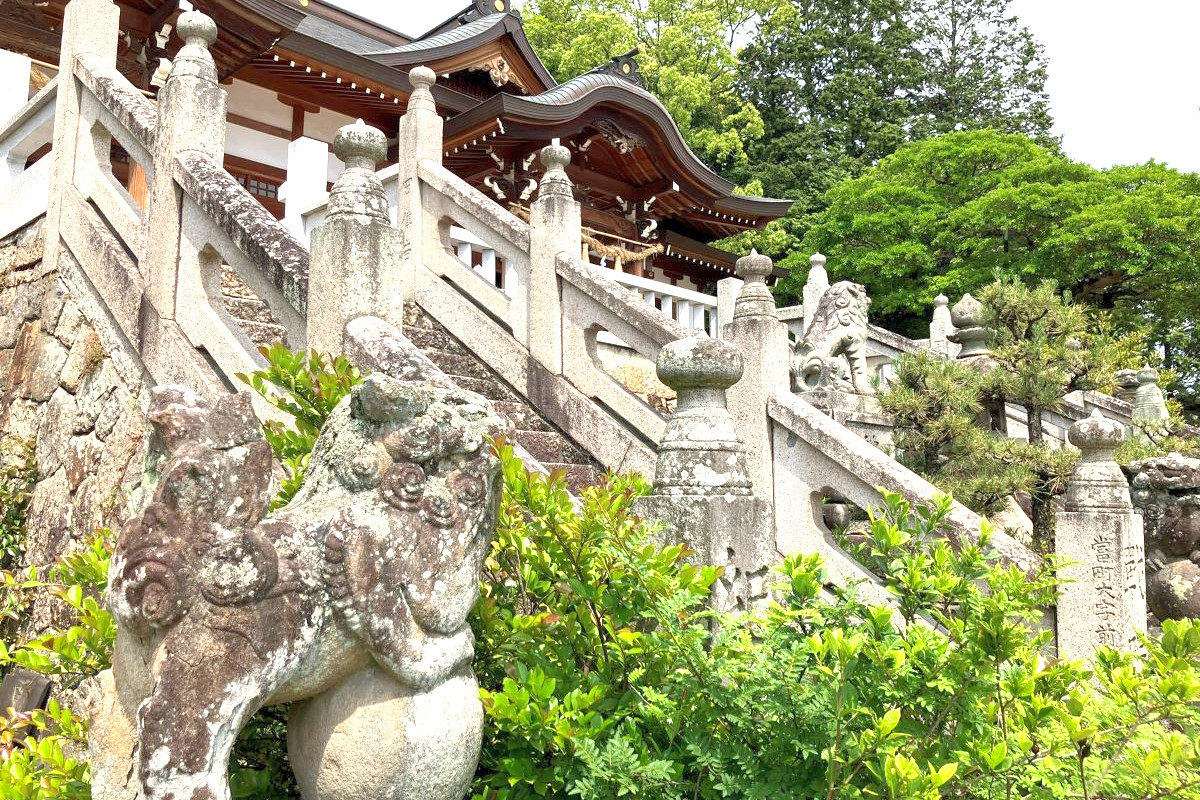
[327, 120, 389, 222]
[1064, 410, 1131, 512]
[407, 65, 438, 114]
[1133, 365, 1171, 425]
[536, 144, 573, 199]
[652, 337, 751, 496]
[166, 9, 218, 86]
[802, 252, 831, 332]
[928, 293, 955, 357]
[733, 249, 777, 320]
[948, 293, 992, 358]
[934, 293, 948, 307]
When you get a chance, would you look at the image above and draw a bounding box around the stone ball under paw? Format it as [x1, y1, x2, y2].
[1148, 560, 1200, 621]
[287, 664, 483, 800]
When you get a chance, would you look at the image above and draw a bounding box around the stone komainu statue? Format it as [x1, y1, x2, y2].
[792, 280, 874, 395]
[1130, 453, 1200, 622]
[94, 373, 506, 800]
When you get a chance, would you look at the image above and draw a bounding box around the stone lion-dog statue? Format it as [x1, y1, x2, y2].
[791, 280, 874, 395]
[90, 370, 505, 800]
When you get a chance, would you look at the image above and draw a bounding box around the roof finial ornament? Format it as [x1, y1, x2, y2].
[587, 44, 646, 88]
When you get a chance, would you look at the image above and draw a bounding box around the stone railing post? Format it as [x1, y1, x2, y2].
[307, 121, 402, 354]
[396, 66, 442, 306]
[526, 144, 581, 373]
[42, 0, 120, 276]
[928, 293, 956, 357]
[144, 10, 227, 318]
[1056, 411, 1146, 661]
[802, 252, 829, 332]
[1132, 366, 1170, 426]
[633, 337, 774, 611]
[948, 292, 992, 362]
[281, 135, 330, 239]
[724, 250, 790, 496]
[715, 275, 742, 334]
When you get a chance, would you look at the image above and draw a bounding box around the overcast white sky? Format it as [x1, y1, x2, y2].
[337, 0, 1200, 174]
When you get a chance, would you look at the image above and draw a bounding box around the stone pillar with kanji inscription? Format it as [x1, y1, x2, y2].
[1055, 410, 1147, 661]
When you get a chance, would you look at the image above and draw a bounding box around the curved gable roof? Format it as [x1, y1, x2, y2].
[445, 72, 791, 222]
[365, 12, 556, 93]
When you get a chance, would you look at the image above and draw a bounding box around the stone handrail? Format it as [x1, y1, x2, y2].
[767, 390, 1043, 574]
[74, 54, 157, 154]
[175, 152, 309, 317]
[607, 269, 718, 338]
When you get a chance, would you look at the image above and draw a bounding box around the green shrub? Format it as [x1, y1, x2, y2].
[471, 461, 1200, 800]
[0, 533, 114, 800]
[236, 344, 362, 507]
[0, 439, 35, 572]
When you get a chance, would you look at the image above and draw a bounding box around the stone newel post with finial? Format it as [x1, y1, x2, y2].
[802, 252, 829, 332]
[928, 294, 957, 357]
[43, 0, 121, 280]
[526, 143, 581, 372]
[724, 249, 790, 497]
[1055, 410, 1147, 661]
[634, 337, 775, 611]
[307, 120, 403, 354]
[396, 66, 443, 303]
[145, 9, 228, 319]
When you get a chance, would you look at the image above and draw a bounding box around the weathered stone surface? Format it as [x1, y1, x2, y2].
[99, 356, 506, 800]
[8, 327, 69, 403]
[1056, 412, 1146, 661]
[1130, 453, 1200, 621]
[24, 468, 70, 567]
[59, 330, 104, 393]
[35, 389, 76, 478]
[289, 664, 482, 800]
[792, 280, 874, 395]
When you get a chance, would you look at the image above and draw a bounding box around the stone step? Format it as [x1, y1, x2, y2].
[420, 349, 495, 382]
[491, 400, 552, 433]
[232, 318, 288, 349]
[513, 430, 591, 467]
[450, 374, 519, 404]
[401, 324, 467, 356]
[542, 462, 606, 494]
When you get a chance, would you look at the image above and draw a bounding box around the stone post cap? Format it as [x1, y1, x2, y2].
[657, 337, 743, 393]
[539, 143, 571, 173]
[409, 65, 436, 91]
[1137, 365, 1160, 385]
[536, 143, 572, 199]
[934, 293, 949, 307]
[736, 249, 773, 282]
[809, 252, 827, 271]
[950, 292, 983, 328]
[1068, 409, 1126, 456]
[177, 10, 218, 46]
[333, 119, 387, 169]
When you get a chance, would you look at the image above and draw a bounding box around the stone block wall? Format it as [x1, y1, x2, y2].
[0, 218, 146, 605]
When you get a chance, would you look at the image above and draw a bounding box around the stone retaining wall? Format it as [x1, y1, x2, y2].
[0, 218, 146, 626]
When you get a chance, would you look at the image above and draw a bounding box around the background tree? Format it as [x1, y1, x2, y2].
[800, 130, 1200, 413]
[521, 0, 773, 172]
[910, 0, 1053, 141]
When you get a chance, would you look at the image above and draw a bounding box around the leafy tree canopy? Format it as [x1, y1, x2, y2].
[521, 0, 772, 172]
[794, 130, 1200, 404]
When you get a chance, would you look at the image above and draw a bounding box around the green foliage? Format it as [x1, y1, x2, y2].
[473, 459, 1200, 799]
[0, 533, 115, 800]
[729, 0, 1053, 264]
[798, 130, 1200, 412]
[522, 0, 771, 173]
[237, 344, 362, 507]
[0, 439, 35, 573]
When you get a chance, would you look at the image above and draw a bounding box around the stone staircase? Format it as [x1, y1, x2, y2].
[401, 303, 604, 492]
[218, 289, 604, 492]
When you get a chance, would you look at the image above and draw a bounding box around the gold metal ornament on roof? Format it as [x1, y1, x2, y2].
[494, 0, 506, 10]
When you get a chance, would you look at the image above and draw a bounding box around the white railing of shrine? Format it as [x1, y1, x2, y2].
[0, 75, 56, 239]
